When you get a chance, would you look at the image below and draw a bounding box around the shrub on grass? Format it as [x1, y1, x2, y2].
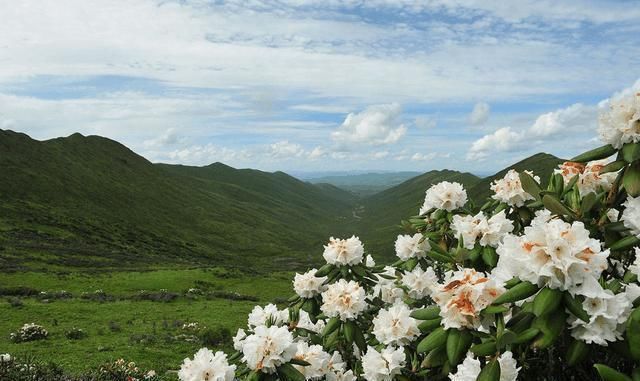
[6, 297, 23, 308]
[199, 326, 231, 347]
[9, 323, 48, 343]
[65, 327, 87, 340]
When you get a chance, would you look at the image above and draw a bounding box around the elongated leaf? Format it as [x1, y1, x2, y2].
[493, 281, 539, 305]
[417, 327, 448, 354]
[571, 144, 617, 162]
[543, 194, 577, 218]
[594, 364, 632, 381]
[519, 171, 542, 200]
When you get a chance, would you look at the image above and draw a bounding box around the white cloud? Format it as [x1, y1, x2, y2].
[268, 140, 305, 159]
[331, 103, 407, 145]
[467, 127, 525, 160]
[373, 151, 390, 159]
[143, 128, 186, 149]
[308, 146, 326, 160]
[469, 102, 490, 126]
[411, 152, 438, 161]
[466, 103, 597, 160]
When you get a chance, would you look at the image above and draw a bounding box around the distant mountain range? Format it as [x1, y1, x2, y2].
[306, 172, 422, 197]
[0, 130, 564, 271]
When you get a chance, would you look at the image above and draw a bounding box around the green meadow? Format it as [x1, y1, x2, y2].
[0, 268, 292, 375]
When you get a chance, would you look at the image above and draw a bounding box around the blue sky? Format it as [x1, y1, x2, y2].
[1, 0, 639, 173]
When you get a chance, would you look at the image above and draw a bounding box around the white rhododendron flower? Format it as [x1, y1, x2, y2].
[178, 348, 236, 381]
[321, 279, 367, 321]
[242, 325, 297, 373]
[495, 219, 609, 293]
[569, 288, 634, 345]
[452, 210, 514, 249]
[293, 341, 331, 380]
[365, 254, 376, 267]
[247, 304, 288, 328]
[598, 90, 640, 148]
[394, 233, 430, 260]
[490, 169, 539, 207]
[420, 181, 468, 213]
[448, 355, 481, 381]
[431, 268, 505, 329]
[293, 269, 327, 298]
[498, 351, 521, 381]
[323, 236, 364, 266]
[622, 196, 640, 237]
[372, 302, 420, 346]
[449, 352, 519, 381]
[369, 266, 404, 304]
[361, 346, 405, 381]
[295, 310, 325, 334]
[401, 266, 438, 299]
[630, 247, 640, 278]
[233, 328, 247, 351]
[323, 351, 357, 381]
[555, 160, 617, 195]
[0, 353, 10, 362]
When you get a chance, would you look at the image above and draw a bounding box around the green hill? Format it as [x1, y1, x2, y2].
[467, 152, 564, 202]
[0, 130, 357, 272]
[356, 170, 481, 257]
[356, 153, 564, 258]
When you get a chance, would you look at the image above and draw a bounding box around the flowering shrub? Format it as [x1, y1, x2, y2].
[10, 323, 48, 343]
[65, 327, 87, 340]
[179, 88, 640, 380]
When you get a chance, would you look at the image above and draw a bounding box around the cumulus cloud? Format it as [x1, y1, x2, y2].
[143, 128, 186, 149]
[466, 103, 597, 160]
[268, 140, 305, 159]
[331, 103, 407, 145]
[167, 144, 253, 166]
[411, 152, 438, 161]
[469, 102, 490, 126]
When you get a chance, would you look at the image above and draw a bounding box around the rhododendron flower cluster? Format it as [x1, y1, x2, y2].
[555, 160, 617, 195]
[495, 219, 609, 293]
[419, 181, 467, 213]
[431, 268, 505, 329]
[490, 169, 539, 207]
[180, 88, 640, 381]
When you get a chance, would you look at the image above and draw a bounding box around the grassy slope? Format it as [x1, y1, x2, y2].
[307, 172, 422, 197]
[0, 269, 292, 374]
[0, 130, 357, 272]
[357, 170, 481, 258]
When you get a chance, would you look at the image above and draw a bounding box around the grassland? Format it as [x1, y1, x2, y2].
[0, 267, 292, 376]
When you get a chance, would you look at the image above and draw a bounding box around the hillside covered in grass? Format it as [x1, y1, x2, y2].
[355, 153, 564, 257]
[0, 130, 358, 272]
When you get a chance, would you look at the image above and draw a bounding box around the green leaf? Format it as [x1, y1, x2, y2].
[321, 317, 341, 337]
[289, 358, 311, 366]
[278, 363, 306, 381]
[563, 292, 589, 322]
[482, 305, 509, 315]
[477, 358, 501, 381]
[417, 327, 448, 354]
[542, 194, 577, 218]
[343, 320, 356, 344]
[519, 171, 542, 200]
[566, 339, 590, 366]
[623, 162, 640, 197]
[532, 287, 563, 316]
[314, 264, 334, 277]
[421, 346, 447, 368]
[570, 144, 617, 162]
[600, 160, 628, 174]
[594, 364, 632, 381]
[418, 318, 443, 333]
[481, 246, 498, 268]
[493, 281, 539, 305]
[610, 235, 640, 251]
[532, 311, 566, 349]
[446, 329, 473, 367]
[411, 306, 441, 320]
[622, 143, 640, 163]
[627, 307, 640, 361]
[497, 329, 517, 349]
[580, 192, 598, 215]
[470, 340, 497, 356]
[513, 328, 539, 344]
